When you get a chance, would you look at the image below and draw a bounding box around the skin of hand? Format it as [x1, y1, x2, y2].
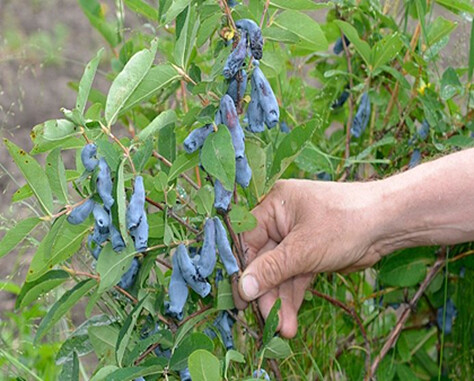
[238, 148, 474, 338]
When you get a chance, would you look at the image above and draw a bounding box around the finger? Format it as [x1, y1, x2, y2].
[239, 230, 305, 301]
[258, 289, 279, 320]
[278, 281, 299, 338]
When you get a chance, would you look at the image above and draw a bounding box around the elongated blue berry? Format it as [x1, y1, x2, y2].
[350, 92, 371, 138]
[130, 211, 148, 252]
[253, 369, 270, 380]
[196, 218, 217, 278]
[81, 143, 98, 172]
[333, 35, 350, 55]
[214, 217, 239, 275]
[235, 19, 263, 60]
[87, 227, 109, 260]
[223, 31, 248, 79]
[165, 252, 189, 320]
[67, 199, 95, 225]
[220, 94, 245, 159]
[280, 121, 290, 133]
[214, 179, 232, 213]
[215, 311, 234, 350]
[332, 90, 349, 109]
[409, 149, 421, 169]
[180, 368, 192, 381]
[97, 158, 114, 210]
[110, 224, 125, 252]
[176, 244, 211, 298]
[235, 155, 252, 188]
[227, 69, 248, 104]
[246, 85, 265, 133]
[418, 119, 430, 140]
[118, 257, 140, 290]
[436, 298, 456, 335]
[183, 124, 214, 154]
[93, 203, 110, 234]
[127, 176, 145, 230]
[252, 67, 279, 128]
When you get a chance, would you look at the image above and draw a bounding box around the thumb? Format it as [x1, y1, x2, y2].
[239, 233, 299, 301]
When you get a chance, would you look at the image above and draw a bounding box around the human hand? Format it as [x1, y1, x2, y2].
[238, 179, 383, 338]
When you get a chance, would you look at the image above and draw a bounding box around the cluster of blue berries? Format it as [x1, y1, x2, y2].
[67, 143, 148, 290]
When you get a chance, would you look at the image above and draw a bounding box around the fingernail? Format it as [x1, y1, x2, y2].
[241, 274, 259, 299]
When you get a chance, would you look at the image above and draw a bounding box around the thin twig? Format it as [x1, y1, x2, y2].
[100, 122, 136, 174]
[145, 196, 199, 234]
[259, 0, 271, 28]
[370, 252, 446, 376]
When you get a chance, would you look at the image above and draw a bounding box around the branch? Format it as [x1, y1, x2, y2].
[370, 253, 446, 376]
[152, 151, 199, 190]
[145, 196, 199, 234]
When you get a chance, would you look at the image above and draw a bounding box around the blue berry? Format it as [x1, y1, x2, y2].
[109, 224, 125, 252]
[223, 31, 248, 79]
[176, 244, 211, 298]
[196, 218, 217, 278]
[179, 368, 192, 381]
[251, 66, 279, 128]
[235, 19, 263, 60]
[214, 180, 232, 213]
[409, 149, 421, 169]
[165, 251, 189, 320]
[333, 35, 350, 55]
[183, 124, 214, 154]
[214, 217, 239, 275]
[97, 158, 114, 210]
[81, 143, 98, 172]
[118, 257, 140, 290]
[417, 119, 430, 140]
[92, 203, 111, 234]
[246, 84, 265, 133]
[220, 95, 245, 159]
[280, 121, 290, 133]
[253, 369, 270, 380]
[235, 155, 252, 188]
[130, 211, 148, 252]
[127, 176, 146, 230]
[350, 92, 371, 138]
[67, 199, 95, 225]
[227, 69, 248, 104]
[332, 90, 350, 109]
[436, 298, 456, 335]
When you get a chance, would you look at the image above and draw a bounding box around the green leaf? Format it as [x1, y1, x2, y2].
[132, 139, 154, 172]
[164, 0, 192, 24]
[116, 295, 149, 366]
[246, 142, 266, 201]
[89, 366, 119, 381]
[96, 139, 122, 173]
[96, 243, 135, 294]
[35, 279, 96, 342]
[168, 151, 200, 182]
[426, 17, 457, 47]
[224, 350, 245, 379]
[188, 349, 221, 381]
[58, 351, 79, 381]
[30, 119, 81, 154]
[27, 216, 90, 282]
[4, 139, 54, 215]
[269, 0, 330, 10]
[262, 26, 300, 45]
[371, 33, 404, 71]
[197, 13, 221, 48]
[88, 325, 120, 364]
[334, 20, 372, 67]
[201, 125, 235, 191]
[273, 10, 328, 52]
[379, 248, 436, 287]
[174, 308, 215, 348]
[105, 38, 158, 126]
[138, 110, 177, 141]
[435, 0, 474, 14]
[56, 314, 114, 365]
[124, 0, 159, 21]
[0, 281, 21, 295]
[229, 205, 257, 234]
[123, 331, 172, 367]
[263, 299, 281, 345]
[216, 278, 234, 310]
[263, 337, 291, 359]
[174, 5, 199, 69]
[121, 64, 180, 113]
[195, 184, 214, 216]
[0, 217, 41, 260]
[104, 366, 163, 381]
[78, 0, 119, 47]
[16, 269, 69, 309]
[46, 148, 69, 204]
[170, 333, 214, 371]
[267, 120, 318, 189]
[76, 48, 104, 114]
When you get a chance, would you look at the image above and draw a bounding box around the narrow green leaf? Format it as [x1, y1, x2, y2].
[116, 295, 149, 366]
[27, 216, 90, 282]
[132, 139, 154, 172]
[58, 351, 79, 381]
[263, 299, 281, 345]
[269, 0, 330, 10]
[174, 308, 215, 349]
[201, 125, 235, 191]
[45, 148, 69, 204]
[16, 269, 69, 309]
[174, 5, 199, 69]
[229, 205, 257, 234]
[426, 17, 457, 47]
[89, 365, 119, 381]
[246, 141, 266, 201]
[35, 279, 96, 342]
[435, 0, 474, 14]
[164, 0, 192, 24]
[88, 325, 120, 364]
[78, 0, 119, 47]
[121, 64, 180, 113]
[30, 119, 81, 154]
[188, 349, 221, 381]
[168, 151, 200, 183]
[104, 366, 163, 381]
[224, 350, 245, 379]
[216, 278, 234, 310]
[123, 332, 172, 367]
[138, 110, 177, 141]
[273, 10, 328, 52]
[105, 38, 158, 126]
[0, 217, 41, 260]
[334, 20, 372, 67]
[4, 139, 54, 215]
[371, 33, 404, 71]
[96, 243, 135, 294]
[124, 0, 159, 21]
[76, 48, 104, 114]
[194, 184, 214, 216]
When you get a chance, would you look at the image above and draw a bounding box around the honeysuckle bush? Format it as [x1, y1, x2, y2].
[1, 0, 474, 380]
